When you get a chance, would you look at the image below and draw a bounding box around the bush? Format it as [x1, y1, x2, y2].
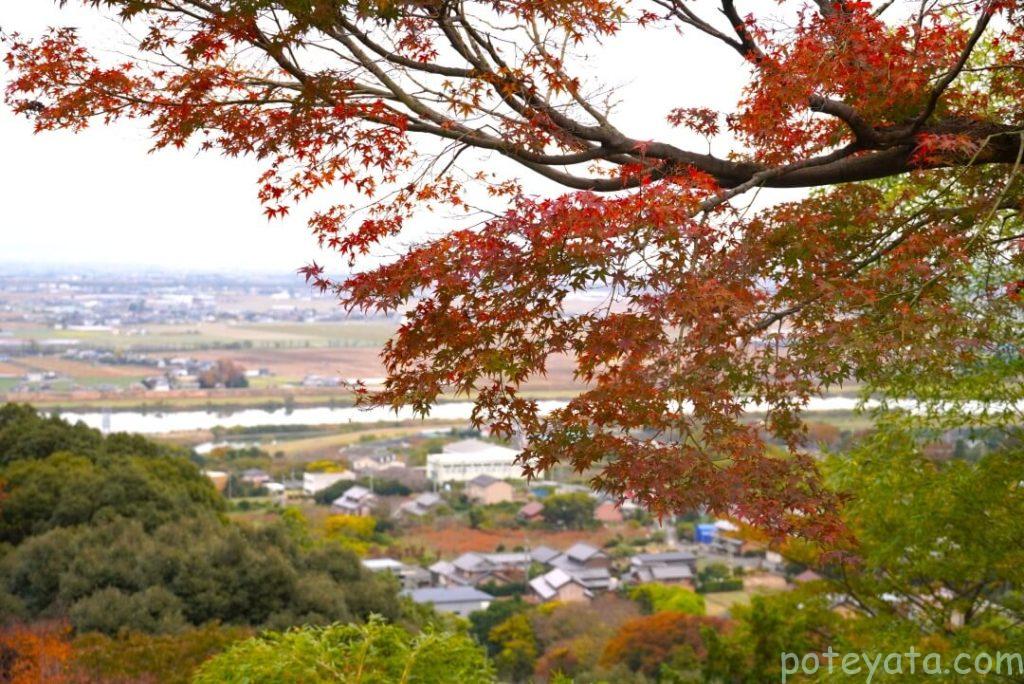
[72, 623, 253, 684]
[628, 584, 705, 616]
[697, 564, 744, 593]
[193, 617, 495, 683]
[69, 587, 186, 635]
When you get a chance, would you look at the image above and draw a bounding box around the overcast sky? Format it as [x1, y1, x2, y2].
[1, 2, 755, 276]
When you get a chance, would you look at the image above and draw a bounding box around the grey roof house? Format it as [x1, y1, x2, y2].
[550, 542, 611, 570]
[395, 492, 444, 518]
[403, 587, 494, 616]
[628, 550, 699, 586]
[330, 485, 377, 516]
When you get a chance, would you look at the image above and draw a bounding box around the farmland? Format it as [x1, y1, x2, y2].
[0, 269, 585, 410]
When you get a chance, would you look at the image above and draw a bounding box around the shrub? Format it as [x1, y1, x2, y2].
[193, 617, 495, 683]
[628, 583, 705, 616]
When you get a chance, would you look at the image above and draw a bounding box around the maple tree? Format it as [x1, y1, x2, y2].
[600, 611, 726, 676]
[6, 0, 1024, 541]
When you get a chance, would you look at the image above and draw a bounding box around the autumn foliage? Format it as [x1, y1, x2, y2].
[600, 611, 727, 676]
[0, 622, 73, 684]
[6, 0, 1024, 541]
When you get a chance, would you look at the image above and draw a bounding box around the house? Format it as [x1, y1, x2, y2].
[629, 550, 699, 580]
[302, 471, 356, 495]
[713, 536, 743, 556]
[551, 543, 611, 570]
[529, 568, 591, 604]
[403, 587, 493, 616]
[518, 501, 545, 522]
[343, 444, 400, 472]
[593, 500, 624, 523]
[351, 454, 401, 472]
[331, 485, 378, 516]
[449, 553, 494, 584]
[465, 474, 515, 505]
[631, 564, 695, 588]
[363, 558, 432, 590]
[529, 545, 560, 565]
[544, 543, 614, 592]
[428, 560, 469, 587]
[301, 374, 342, 387]
[426, 438, 522, 483]
[565, 567, 614, 592]
[395, 492, 444, 518]
[484, 552, 532, 574]
[738, 540, 768, 557]
[431, 552, 532, 586]
[240, 468, 272, 485]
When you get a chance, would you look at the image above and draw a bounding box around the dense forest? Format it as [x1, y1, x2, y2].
[0, 404, 465, 681]
[0, 403, 404, 633]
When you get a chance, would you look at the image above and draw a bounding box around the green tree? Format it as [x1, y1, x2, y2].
[68, 586, 187, 635]
[197, 360, 248, 389]
[540, 493, 595, 530]
[628, 583, 705, 616]
[469, 598, 528, 656]
[193, 617, 495, 683]
[701, 590, 842, 683]
[0, 403, 180, 464]
[488, 614, 538, 683]
[706, 363, 1024, 682]
[313, 478, 356, 505]
[0, 514, 402, 634]
[696, 564, 743, 593]
[0, 408, 223, 545]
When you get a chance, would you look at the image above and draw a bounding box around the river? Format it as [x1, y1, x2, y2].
[57, 396, 873, 435]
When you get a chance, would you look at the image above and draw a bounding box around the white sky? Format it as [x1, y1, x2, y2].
[0, 2, 756, 275]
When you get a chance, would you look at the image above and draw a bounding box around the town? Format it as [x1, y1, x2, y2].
[207, 433, 805, 618]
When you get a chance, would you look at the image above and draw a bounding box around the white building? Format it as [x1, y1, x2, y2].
[425, 438, 522, 484]
[302, 471, 356, 495]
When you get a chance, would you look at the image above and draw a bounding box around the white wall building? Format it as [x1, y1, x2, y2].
[426, 438, 522, 484]
[302, 471, 356, 495]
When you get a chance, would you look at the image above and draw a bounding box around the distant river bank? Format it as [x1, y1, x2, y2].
[57, 396, 871, 435]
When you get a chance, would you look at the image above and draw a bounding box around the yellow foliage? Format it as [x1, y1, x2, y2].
[305, 459, 347, 473]
[323, 514, 376, 540]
